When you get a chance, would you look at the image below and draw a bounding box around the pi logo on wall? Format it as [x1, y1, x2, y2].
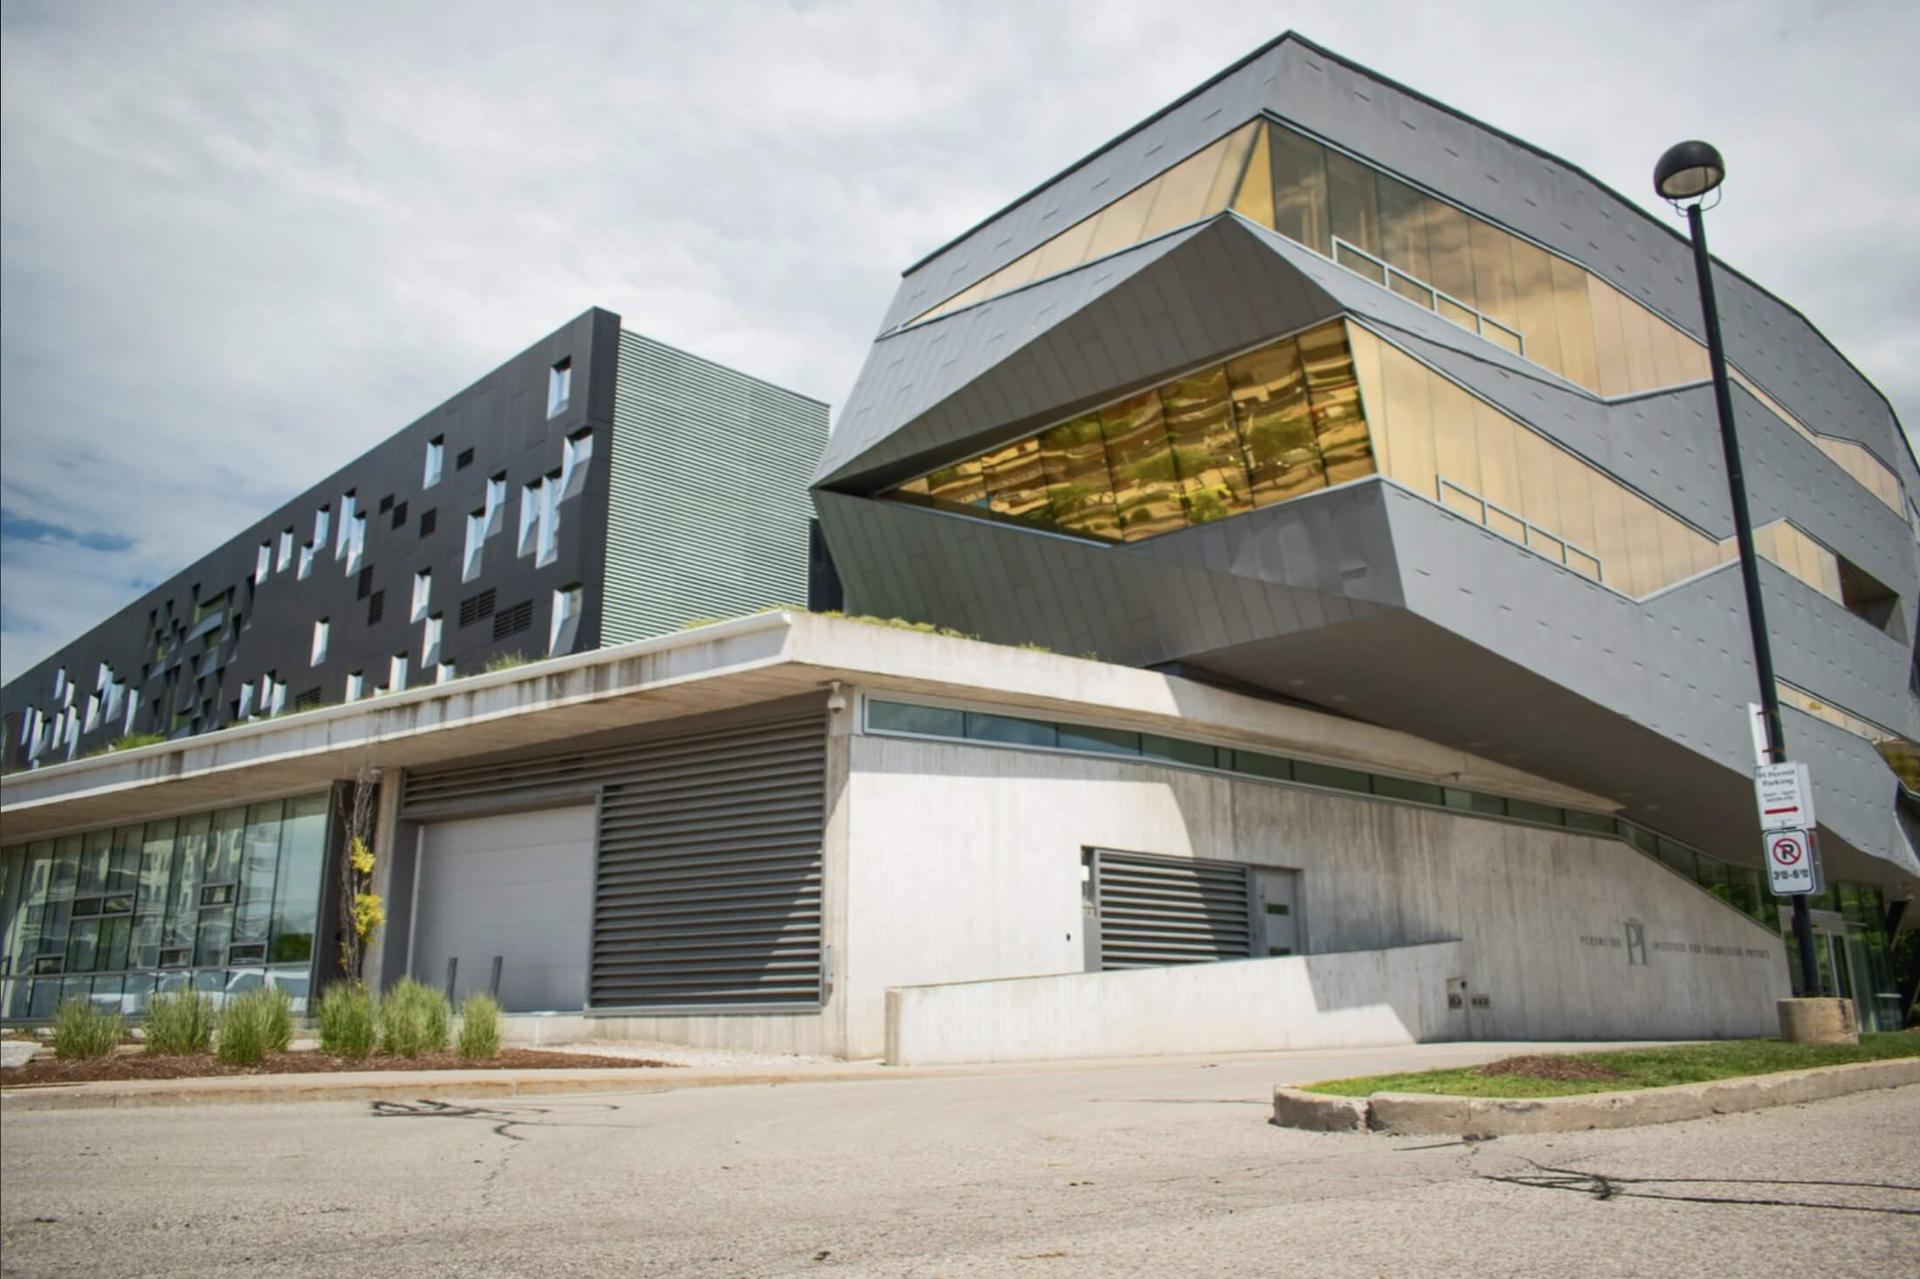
[1624, 919, 1648, 966]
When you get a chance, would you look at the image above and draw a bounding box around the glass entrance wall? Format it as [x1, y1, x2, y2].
[0, 791, 331, 1020]
[1781, 882, 1903, 1031]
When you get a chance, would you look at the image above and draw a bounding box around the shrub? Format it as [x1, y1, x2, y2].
[51, 998, 123, 1060]
[379, 978, 450, 1058]
[143, 990, 214, 1055]
[482, 651, 531, 674]
[316, 983, 376, 1058]
[456, 993, 503, 1061]
[217, 987, 294, 1066]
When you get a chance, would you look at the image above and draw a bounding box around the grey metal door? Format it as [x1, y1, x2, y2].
[410, 807, 594, 1013]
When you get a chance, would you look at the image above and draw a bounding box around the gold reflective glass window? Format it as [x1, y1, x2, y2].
[879, 321, 1369, 543]
[1100, 391, 1186, 542]
[1226, 338, 1324, 507]
[1299, 325, 1372, 483]
[911, 122, 1260, 326]
[1267, 125, 1331, 256]
[1159, 367, 1252, 524]
[1348, 322, 1729, 598]
[1038, 415, 1119, 541]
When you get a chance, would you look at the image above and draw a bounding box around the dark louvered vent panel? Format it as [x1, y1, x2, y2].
[457, 588, 496, 628]
[366, 591, 385, 626]
[455, 447, 475, 470]
[491, 600, 532, 640]
[356, 566, 375, 599]
[418, 508, 437, 538]
[592, 715, 826, 1009]
[391, 501, 408, 529]
[1091, 850, 1252, 970]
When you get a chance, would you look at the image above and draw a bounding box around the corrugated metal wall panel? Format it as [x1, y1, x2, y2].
[1091, 849, 1253, 970]
[401, 709, 828, 1011]
[592, 714, 826, 1009]
[604, 332, 828, 645]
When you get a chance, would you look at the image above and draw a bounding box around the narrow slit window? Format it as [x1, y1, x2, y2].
[424, 436, 444, 488]
[548, 357, 572, 417]
[310, 619, 329, 667]
[549, 583, 583, 654]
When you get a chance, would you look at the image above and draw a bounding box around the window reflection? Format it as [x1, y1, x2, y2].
[0, 792, 332, 1004]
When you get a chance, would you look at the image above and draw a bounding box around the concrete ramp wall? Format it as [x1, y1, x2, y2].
[884, 941, 1463, 1066]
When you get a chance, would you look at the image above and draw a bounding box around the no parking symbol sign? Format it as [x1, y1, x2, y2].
[1765, 827, 1822, 897]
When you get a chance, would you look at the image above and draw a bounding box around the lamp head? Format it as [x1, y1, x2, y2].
[1654, 140, 1726, 204]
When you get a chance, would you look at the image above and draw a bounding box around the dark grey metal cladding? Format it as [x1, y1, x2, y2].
[814, 483, 1403, 668]
[1376, 485, 1914, 876]
[590, 713, 826, 1012]
[819, 223, 1220, 486]
[2, 309, 621, 766]
[818, 217, 1345, 489]
[882, 34, 1910, 492]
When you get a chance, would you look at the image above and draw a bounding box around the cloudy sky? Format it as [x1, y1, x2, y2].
[3, 0, 1917, 682]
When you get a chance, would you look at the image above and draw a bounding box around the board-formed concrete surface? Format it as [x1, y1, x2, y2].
[3, 1046, 1915, 1277]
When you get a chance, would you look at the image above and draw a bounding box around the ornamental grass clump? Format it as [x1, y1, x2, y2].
[143, 990, 214, 1055]
[216, 987, 294, 1066]
[456, 993, 503, 1061]
[378, 978, 450, 1059]
[51, 997, 123, 1060]
[315, 982, 376, 1058]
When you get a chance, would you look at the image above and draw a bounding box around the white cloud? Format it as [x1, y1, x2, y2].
[3, 0, 1917, 681]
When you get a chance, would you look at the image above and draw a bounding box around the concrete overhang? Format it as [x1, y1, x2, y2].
[0, 612, 1615, 841]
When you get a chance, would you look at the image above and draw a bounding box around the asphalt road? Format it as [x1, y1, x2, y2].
[3, 1049, 1917, 1278]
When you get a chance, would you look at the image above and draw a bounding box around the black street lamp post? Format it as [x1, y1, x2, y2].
[1654, 140, 1821, 997]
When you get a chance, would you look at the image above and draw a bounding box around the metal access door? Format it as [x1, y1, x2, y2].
[1252, 868, 1301, 957]
[410, 807, 595, 1013]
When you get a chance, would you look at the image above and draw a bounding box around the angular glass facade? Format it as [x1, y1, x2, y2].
[1347, 325, 1732, 595]
[912, 121, 1262, 325]
[906, 117, 1904, 516]
[0, 792, 330, 1020]
[882, 319, 1746, 602]
[888, 320, 1369, 542]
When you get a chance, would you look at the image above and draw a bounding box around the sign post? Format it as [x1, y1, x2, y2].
[1764, 827, 1823, 898]
[1754, 762, 1815, 832]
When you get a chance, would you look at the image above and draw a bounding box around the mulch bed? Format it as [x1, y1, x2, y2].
[1, 1047, 665, 1088]
[1473, 1054, 1625, 1083]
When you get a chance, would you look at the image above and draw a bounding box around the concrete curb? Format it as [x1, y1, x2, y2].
[0, 1066, 919, 1112]
[1271, 1057, 1920, 1136]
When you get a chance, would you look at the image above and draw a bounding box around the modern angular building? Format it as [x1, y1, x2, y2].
[1, 308, 827, 768]
[812, 34, 1920, 1030]
[2, 35, 1913, 1053]
[0, 310, 826, 1017]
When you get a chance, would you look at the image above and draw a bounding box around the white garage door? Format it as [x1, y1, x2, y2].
[411, 807, 594, 1013]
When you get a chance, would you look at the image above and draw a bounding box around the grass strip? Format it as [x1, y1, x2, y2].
[1304, 1032, 1920, 1099]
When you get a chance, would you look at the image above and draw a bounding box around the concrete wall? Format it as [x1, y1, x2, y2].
[842, 729, 1788, 1059]
[885, 941, 1462, 1065]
